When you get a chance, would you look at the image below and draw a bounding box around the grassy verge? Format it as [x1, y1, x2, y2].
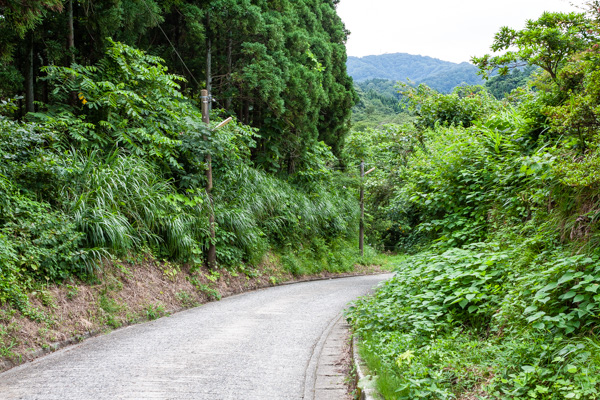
[346, 244, 600, 399]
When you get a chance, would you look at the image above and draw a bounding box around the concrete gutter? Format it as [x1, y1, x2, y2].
[352, 335, 382, 400]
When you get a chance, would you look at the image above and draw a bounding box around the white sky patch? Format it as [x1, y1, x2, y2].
[337, 0, 581, 63]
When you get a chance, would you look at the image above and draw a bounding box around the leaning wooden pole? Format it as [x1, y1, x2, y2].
[201, 89, 217, 268]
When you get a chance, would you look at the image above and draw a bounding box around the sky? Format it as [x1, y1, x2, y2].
[336, 0, 582, 64]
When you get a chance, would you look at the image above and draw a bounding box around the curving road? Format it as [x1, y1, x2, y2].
[0, 274, 392, 400]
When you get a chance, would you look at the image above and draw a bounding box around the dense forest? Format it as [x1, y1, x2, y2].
[349, 63, 535, 131]
[0, 0, 370, 324]
[347, 4, 600, 399]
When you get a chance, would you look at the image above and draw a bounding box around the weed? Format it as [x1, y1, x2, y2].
[206, 270, 221, 283]
[65, 285, 79, 300]
[143, 303, 166, 320]
[161, 261, 180, 282]
[175, 291, 199, 308]
[197, 284, 221, 301]
[36, 290, 57, 309]
[98, 294, 122, 328]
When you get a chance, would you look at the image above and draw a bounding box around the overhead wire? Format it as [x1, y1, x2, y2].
[139, 0, 202, 88]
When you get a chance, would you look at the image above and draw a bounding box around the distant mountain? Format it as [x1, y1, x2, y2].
[347, 53, 483, 93]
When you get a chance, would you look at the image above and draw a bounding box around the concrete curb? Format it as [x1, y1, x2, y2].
[352, 335, 382, 400]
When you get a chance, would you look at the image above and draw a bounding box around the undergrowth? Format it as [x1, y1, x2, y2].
[345, 11, 600, 397]
[0, 41, 366, 318]
[347, 241, 600, 399]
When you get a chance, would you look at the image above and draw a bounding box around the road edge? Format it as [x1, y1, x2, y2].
[352, 335, 383, 400]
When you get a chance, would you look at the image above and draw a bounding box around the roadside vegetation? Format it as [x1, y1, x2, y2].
[346, 4, 600, 399]
[0, 1, 385, 364]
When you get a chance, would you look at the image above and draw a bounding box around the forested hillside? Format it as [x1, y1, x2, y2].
[351, 79, 412, 130]
[347, 6, 600, 399]
[347, 53, 483, 92]
[0, 0, 372, 342]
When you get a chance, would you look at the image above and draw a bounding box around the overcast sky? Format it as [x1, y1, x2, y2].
[336, 0, 582, 63]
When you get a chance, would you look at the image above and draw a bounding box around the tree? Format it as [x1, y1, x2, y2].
[473, 12, 597, 83]
[0, 0, 63, 60]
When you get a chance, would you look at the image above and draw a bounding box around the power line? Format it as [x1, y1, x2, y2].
[139, 0, 202, 88]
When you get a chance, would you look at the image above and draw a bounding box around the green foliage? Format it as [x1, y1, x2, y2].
[0, 115, 67, 200]
[41, 39, 205, 171]
[347, 245, 600, 399]
[346, 9, 600, 398]
[279, 238, 360, 276]
[0, 34, 360, 319]
[401, 84, 500, 130]
[509, 251, 600, 335]
[473, 12, 596, 82]
[63, 151, 207, 261]
[352, 79, 414, 131]
[484, 66, 538, 99]
[348, 245, 510, 337]
[0, 0, 63, 61]
[143, 303, 166, 321]
[215, 164, 358, 266]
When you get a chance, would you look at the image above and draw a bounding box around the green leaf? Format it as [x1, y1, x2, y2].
[566, 365, 578, 374]
[524, 305, 538, 314]
[522, 365, 535, 373]
[585, 284, 599, 293]
[560, 291, 577, 300]
[558, 273, 574, 285]
[527, 311, 546, 322]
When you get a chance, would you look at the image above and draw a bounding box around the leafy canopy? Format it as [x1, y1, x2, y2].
[473, 12, 597, 82]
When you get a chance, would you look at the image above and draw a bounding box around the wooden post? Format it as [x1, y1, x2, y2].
[359, 160, 365, 257]
[201, 89, 217, 268]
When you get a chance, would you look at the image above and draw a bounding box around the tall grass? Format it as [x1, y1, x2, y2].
[63, 151, 208, 260]
[214, 165, 359, 265]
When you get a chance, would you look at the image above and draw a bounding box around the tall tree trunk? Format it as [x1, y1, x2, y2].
[67, 0, 75, 64]
[226, 30, 232, 110]
[206, 13, 212, 112]
[68, 0, 78, 105]
[26, 32, 35, 113]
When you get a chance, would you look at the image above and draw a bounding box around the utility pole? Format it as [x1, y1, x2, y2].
[201, 89, 216, 268]
[359, 163, 375, 257]
[359, 161, 364, 257]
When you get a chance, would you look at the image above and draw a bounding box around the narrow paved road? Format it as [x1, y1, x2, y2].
[0, 274, 392, 400]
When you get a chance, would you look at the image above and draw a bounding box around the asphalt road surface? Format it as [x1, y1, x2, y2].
[0, 274, 392, 400]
